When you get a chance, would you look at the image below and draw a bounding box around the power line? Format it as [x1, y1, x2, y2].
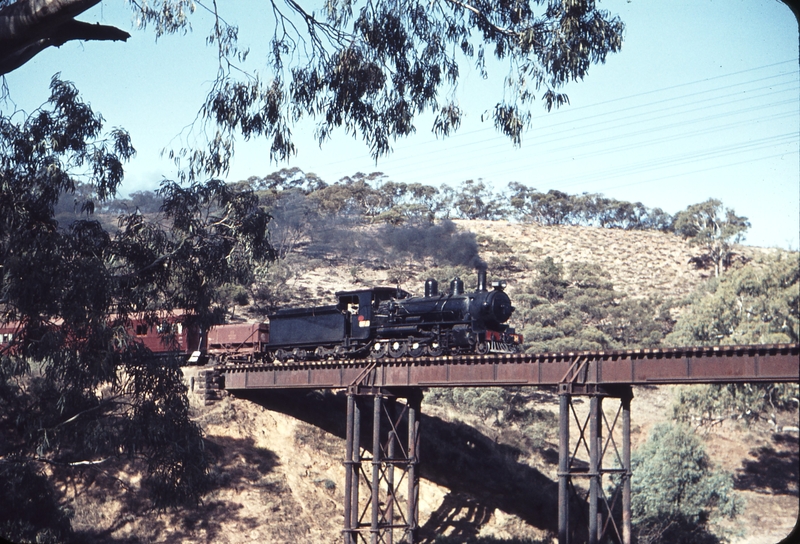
[315, 60, 799, 178]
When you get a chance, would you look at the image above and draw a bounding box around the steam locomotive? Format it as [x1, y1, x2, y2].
[266, 270, 522, 362]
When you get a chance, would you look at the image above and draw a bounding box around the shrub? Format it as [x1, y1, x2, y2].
[631, 423, 742, 544]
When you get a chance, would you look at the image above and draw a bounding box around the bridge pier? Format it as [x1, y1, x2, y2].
[343, 387, 422, 544]
[558, 384, 633, 544]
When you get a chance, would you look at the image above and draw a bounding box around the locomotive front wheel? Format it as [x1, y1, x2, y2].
[426, 342, 444, 357]
[476, 342, 490, 355]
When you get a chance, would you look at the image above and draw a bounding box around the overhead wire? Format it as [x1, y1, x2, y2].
[349, 62, 800, 188]
[315, 59, 799, 179]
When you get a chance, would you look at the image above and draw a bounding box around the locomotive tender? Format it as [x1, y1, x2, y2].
[267, 270, 522, 362]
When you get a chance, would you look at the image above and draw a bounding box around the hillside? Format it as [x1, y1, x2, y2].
[62, 220, 798, 544]
[281, 220, 709, 305]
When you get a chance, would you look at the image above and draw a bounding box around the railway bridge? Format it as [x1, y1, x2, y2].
[217, 343, 799, 544]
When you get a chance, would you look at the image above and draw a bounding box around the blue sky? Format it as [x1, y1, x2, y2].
[3, 0, 799, 249]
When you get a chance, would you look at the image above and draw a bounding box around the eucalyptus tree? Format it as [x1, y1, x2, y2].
[0, 78, 272, 542]
[1, 0, 625, 179]
[673, 198, 750, 277]
[666, 254, 799, 426]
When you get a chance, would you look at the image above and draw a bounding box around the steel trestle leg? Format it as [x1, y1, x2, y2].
[588, 395, 600, 544]
[407, 393, 420, 544]
[344, 394, 356, 544]
[622, 394, 632, 544]
[343, 390, 421, 544]
[558, 391, 570, 544]
[370, 395, 382, 544]
[557, 386, 633, 544]
[352, 399, 361, 536]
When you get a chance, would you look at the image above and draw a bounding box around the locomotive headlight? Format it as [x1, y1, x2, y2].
[491, 280, 507, 290]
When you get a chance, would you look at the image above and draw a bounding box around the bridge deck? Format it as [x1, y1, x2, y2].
[220, 343, 799, 390]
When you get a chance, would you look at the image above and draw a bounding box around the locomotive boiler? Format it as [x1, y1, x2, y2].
[267, 270, 522, 362]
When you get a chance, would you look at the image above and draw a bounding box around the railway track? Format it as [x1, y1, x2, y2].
[218, 342, 799, 390]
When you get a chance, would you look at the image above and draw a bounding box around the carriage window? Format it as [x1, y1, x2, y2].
[135, 324, 148, 336]
[174, 323, 183, 335]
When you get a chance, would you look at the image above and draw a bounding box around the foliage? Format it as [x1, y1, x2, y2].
[673, 199, 750, 277]
[0, 77, 273, 541]
[672, 382, 798, 427]
[452, 180, 509, 221]
[250, 256, 310, 314]
[665, 253, 799, 425]
[105, 0, 623, 179]
[631, 423, 743, 544]
[666, 253, 799, 346]
[506, 183, 673, 230]
[229, 169, 723, 276]
[0, 462, 71, 544]
[514, 258, 670, 352]
[103, 189, 165, 215]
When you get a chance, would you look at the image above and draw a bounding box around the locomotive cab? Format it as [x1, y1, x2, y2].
[336, 287, 411, 342]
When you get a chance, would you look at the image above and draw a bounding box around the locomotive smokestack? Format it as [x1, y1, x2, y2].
[477, 269, 487, 292]
[425, 278, 439, 297]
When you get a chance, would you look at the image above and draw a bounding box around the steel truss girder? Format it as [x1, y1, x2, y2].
[558, 384, 633, 544]
[343, 388, 422, 544]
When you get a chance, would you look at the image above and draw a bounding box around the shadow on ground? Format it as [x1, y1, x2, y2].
[236, 389, 575, 540]
[72, 435, 281, 544]
[735, 433, 799, 497]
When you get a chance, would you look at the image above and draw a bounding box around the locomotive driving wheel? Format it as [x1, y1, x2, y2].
[292, 348, 308, 361]
[273, 349, 288, 363]
[388, 340, 406, 358]
[408, 340, 425, 358]
[426, 341, 444, 357]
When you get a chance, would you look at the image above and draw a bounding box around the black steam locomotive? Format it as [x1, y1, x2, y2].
[267, 270, 522, 362]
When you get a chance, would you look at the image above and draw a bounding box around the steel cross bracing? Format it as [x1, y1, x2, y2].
[558, 384, 633, 544]
[343, 388, 422, 544]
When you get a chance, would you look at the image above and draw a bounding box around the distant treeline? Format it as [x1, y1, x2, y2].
[63, 168, 744, 259]
[74, 168, 676, 231]
[231, 169, 677, 230]
[235, 168, 682, 230]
